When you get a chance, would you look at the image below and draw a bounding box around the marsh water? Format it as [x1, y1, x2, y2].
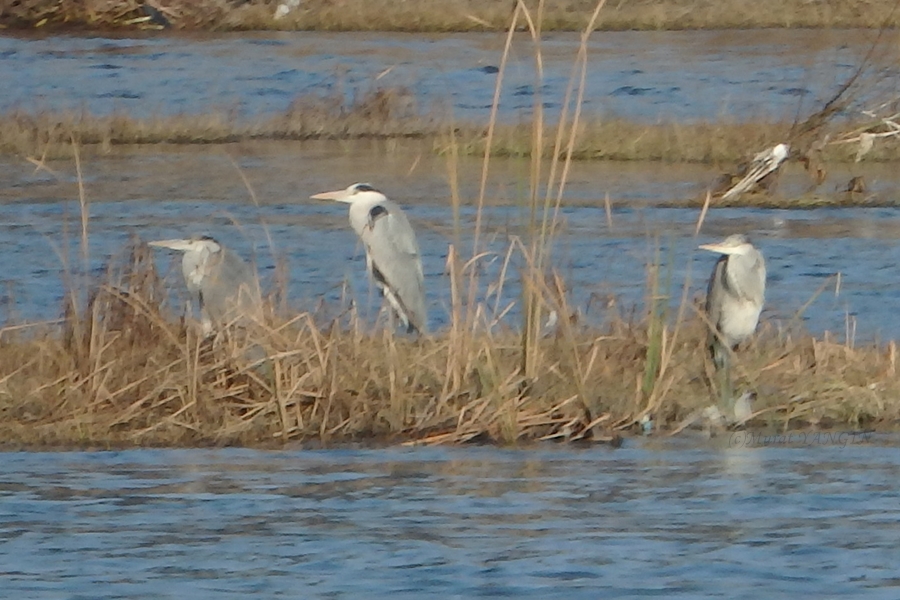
[1, 29, 900, 338]
[0, 30, 885, 121]
[2, 142, 900, 340]
[3, 441, 900, 598]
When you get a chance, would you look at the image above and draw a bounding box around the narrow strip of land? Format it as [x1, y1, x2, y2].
[3, 0, 899, 32]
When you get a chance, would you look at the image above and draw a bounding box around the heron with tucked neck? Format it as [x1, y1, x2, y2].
[700, 234, 766, 414]
[148, 236, 261, 336]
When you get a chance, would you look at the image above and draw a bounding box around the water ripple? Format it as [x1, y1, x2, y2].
[0, 30, 883, 121]
[1, 444, 899, 597]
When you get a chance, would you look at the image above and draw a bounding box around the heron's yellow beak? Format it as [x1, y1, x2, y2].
[149, 239, 195, 252]
[699, 242, 739, 255]
[311, 190, 353, 203]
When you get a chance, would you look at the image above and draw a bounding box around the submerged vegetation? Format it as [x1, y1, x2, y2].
[1, 0, 899, 31]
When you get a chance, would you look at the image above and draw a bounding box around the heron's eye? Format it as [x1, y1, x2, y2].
[369, 205, 389, 223]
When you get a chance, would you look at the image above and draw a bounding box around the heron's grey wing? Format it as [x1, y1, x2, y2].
[725, 252, 766, 306]
[200, 249, 261, 326]
[745, 251, 766, 306]
[705, 255, 729, 367]
[366, 206, 427, 333]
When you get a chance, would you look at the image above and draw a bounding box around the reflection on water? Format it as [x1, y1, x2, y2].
[1, 443, 899, 598]
[0, 29, 883, 122]
[1, 143, 900, 340]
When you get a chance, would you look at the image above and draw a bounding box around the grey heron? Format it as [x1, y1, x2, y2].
[148, 236, 261, 336]
[721, 143, 789, 201]
[311, 183, 427, 334]
[700, 234, 766, 410]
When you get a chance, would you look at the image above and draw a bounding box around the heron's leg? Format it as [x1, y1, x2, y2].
[717, 353, 735, 415]
[385, 303, 396, 331]
[200, 310, 214, 338]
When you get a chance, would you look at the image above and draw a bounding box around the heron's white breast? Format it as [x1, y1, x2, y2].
[182, 256, 206, 292]
[348, 198, 379, 239]
[719, 297, 762, 345]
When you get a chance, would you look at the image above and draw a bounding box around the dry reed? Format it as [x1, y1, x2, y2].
[6, 107, 900, 167]
[0, 236, 896, 449]
[0, 87, 434, 157]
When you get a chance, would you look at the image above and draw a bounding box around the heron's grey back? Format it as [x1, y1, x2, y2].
[364, 201, 427, 333]
[200, 248, 261, 326]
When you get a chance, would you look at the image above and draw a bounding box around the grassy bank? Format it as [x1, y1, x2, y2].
[2, 0, 899, 32]
[0, 239, 894, 450]
[5, 104, 898, 166]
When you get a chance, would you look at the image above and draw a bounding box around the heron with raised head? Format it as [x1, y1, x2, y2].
[700, 234, 766, 411]
[311, 183, 427, 334]
[148, 236, 261, 336]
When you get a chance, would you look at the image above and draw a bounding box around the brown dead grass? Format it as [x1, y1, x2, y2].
[459, 119, 796, 163]
[0, 87, 436, 157]
[0, 0, 274, 31]
[296, 0, 900, 32]
[0, 237, 897, 449]
[7, 106, 899, 167]
[2, 0, 899, 31]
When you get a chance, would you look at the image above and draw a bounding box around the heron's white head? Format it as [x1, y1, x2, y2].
[148, 236, 222, 255]
[773, 143, 790, 162]
[699, 234, 756, 256]
[149, 236, 223, 291]
[310, 183, 386, 205]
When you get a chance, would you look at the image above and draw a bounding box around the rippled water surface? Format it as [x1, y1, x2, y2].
[0, 29, 886, 121]
[2, 442, 899, 598]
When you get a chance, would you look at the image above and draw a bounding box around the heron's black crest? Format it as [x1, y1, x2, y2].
[369, 204, 389, 220]
[353, 183, 378, 193]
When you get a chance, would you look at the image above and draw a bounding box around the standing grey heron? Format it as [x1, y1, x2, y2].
[311, 183, 427, 334]
[148, 236, 262, 336]
[700, 234, 766, 411]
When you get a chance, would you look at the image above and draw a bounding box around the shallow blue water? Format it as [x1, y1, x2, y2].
[1, 191, 896, 340]
[1, 442, 898, 598]
[0, 29, 896, 339]
[0, 29, 881, 121]
[0, 145, 898, 341]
